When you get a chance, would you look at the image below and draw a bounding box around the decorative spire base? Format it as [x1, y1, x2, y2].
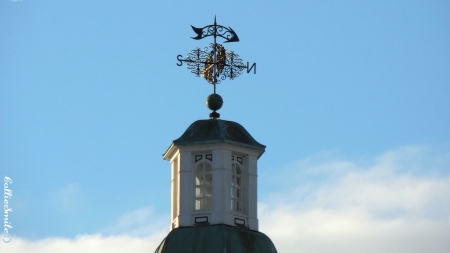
[209, 111, 220, 119]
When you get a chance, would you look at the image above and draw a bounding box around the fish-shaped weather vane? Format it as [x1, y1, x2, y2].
[176, 17, 256, 119]
[190, 22, 239, 42]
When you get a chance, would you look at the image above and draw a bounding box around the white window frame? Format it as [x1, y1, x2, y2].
[194, 154, 213, 211]
[231, 155, 243, 212]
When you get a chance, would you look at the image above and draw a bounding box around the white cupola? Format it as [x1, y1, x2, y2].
[163, 119, 265, 231]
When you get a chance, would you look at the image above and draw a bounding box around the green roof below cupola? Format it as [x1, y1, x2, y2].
[155, 225, 278, 253]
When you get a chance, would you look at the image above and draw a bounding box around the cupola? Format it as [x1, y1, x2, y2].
[163, 119, 265, 231]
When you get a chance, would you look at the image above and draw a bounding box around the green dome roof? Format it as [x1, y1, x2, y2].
[154, 225, 278, 253]
[172, 119, 265, 150]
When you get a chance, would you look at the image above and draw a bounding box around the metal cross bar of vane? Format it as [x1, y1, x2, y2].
[177, 55, 256, 74]
[177, 55, 248, 69]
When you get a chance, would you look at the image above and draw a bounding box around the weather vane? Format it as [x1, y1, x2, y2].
[176, 17, 256, 119]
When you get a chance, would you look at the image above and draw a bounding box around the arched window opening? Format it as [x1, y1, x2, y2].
[231, 161, 242, 212]
[194, 156, 212, 210]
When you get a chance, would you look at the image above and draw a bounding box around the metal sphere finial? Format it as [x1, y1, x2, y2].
[206, 93, 223, 119]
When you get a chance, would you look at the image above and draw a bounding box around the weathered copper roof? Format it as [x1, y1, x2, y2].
[172, 119, 265, 150]
[154, 225, 278, 253]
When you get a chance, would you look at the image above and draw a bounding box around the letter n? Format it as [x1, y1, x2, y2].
[247, 62, 256, 74]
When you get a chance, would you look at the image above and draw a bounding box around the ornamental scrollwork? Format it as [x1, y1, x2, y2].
[179, 43, 246, 85]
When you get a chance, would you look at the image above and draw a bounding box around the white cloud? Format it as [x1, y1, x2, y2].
[0, 207, 169, 253]
[259, 145, 450, 253]
[0, 234, 166, 253]
[2, 145, 449, 253]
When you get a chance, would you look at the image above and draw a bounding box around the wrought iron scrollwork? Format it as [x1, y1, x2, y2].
[178, 43, 246, 85]
[175, 17, 257, 119]
[176, 16, 256, 105]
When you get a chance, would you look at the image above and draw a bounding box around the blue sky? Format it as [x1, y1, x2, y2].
[1, 1, 449, 252]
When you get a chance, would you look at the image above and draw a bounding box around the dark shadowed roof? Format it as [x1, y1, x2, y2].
[172, 119, 265, 150]
[154, 225, 278, 253]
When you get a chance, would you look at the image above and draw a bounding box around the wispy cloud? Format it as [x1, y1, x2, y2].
[259, 145, 450, 253]
[50, 183, 84, 213]
[101, 207, 169, 237]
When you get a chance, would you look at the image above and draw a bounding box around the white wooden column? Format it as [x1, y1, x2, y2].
[170, 154, 179, 230]
[178, 151, 193, 227]
[247, 154, 258, 231]
[210, 149, 231, 225]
